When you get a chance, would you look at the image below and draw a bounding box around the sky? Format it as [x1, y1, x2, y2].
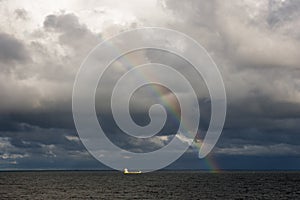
[0, 0, 300, 170]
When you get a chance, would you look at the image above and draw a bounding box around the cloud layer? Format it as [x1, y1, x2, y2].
[0, 0, 300, 169]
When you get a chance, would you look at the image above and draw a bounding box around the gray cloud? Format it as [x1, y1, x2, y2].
[14, 8, 28, 20]
[156, 0, 300, 157]
[0, 33, 30, 65]
[0, 0, 300, 169]
[44, 13, 101, 54]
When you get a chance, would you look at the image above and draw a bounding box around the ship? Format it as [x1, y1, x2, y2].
[123, 168, 142, 174]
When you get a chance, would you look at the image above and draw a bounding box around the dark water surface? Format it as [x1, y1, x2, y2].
[0, 171, 300, 199]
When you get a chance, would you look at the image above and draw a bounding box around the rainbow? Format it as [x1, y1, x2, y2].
[103, 40, 220, 172]
[192, 137, 221, 172]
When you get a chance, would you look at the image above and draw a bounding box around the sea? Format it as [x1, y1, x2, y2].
[0, 171, 300, 199]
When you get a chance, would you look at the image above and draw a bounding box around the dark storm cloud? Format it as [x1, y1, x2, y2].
[1, 0, 300, 170]
[156, 0, 300, 157]
[0, 121, 88, 169]
[0, 12, 101, 125]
